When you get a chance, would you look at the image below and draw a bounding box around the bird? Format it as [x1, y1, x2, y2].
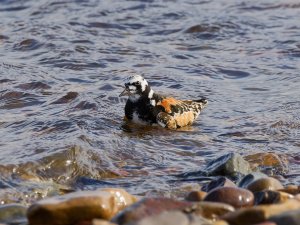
[119, 75, 208, 129]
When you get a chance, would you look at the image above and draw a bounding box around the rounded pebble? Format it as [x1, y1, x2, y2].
[204, 187, 254, 208]
[246, 177, 284, 193]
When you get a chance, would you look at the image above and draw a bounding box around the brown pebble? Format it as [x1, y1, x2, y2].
[246, 177, 283, 193]
[255, 190, 294, 205]
[111, 198, 193, 225]
[192, 201, 235, 220]
[204, 187, 254, 208]
[185, 191, 207, 202]
[222, 199, 300, 225]
[213, 220, 229, 225]
[252, 222, 276, 225]
[27, 188, 137, 225]
[278, 185, 300, 195]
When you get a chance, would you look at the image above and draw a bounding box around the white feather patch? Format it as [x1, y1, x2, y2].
[148, 89, 154, 98]
[150, 99, 156, 106]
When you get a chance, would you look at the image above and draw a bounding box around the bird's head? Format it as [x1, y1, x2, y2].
[119, 75, 152, 101]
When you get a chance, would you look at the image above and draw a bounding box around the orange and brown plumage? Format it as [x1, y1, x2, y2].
[119, 75, 207, 129]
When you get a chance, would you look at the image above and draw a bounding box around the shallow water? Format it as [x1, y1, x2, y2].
[0, 0, 300, 204]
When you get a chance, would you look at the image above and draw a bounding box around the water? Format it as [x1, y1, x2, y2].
[0, 0, 300, 204]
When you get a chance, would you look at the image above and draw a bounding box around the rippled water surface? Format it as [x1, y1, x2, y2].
[1, 0, 300, 204]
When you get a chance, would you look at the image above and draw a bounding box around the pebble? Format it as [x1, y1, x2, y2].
[204, 153, 251, 179]
[244, 152, 288, 174]
[129, 210, 212, 225]
[269, 209, 300, 225]
[111, 198, 193, 225]
[222, 199, 300, 225]
[192, 201, 235, 220]
[255, 190, 294, 205]
[238, 172, 269, 188]
[201, 177, 236, 192]
[246, 177, 284, 193]
[27, 188, 137, 225]
[278, 185, 300, 195]
[203, 187, 254, 208]
[186, 191, 207, 202]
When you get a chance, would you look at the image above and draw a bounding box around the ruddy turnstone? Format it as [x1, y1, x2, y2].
[119, 75, 207, 129]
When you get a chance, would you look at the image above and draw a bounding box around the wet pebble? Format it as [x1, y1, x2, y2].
[192, 201, 235, 220]
[254, 190, 294, 205]
[204, 153, 251, 179]
[238, 172, 269, 188]
[201, 177, 236, 192]
[76, 219, 118, 225]
[129, 210, 212, 225]
[186, 191, 207, 202]
[269, 209, 300, 225]
[278, 185, 300, 195]
[204, 187, 254, 208]
[246, 177, 284, 193]
[244, 153, 289, 176]
[222, 199, 300, 225]
[27, 188, 137, 225]
[111, 198, 193, 225]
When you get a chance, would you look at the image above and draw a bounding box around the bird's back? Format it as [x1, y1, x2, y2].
[155, 96, 207, 129]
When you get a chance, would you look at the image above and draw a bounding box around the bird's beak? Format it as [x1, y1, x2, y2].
[119, 87, 131, 97]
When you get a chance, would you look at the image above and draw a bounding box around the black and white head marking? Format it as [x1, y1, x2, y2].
[120, 75, 155, 104]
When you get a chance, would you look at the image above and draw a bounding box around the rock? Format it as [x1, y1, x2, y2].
[213, 220, 229, 225]
[222, 199, 300, 225]
[238, 172, 268, 188]
[192, 202, 235, 220]
[254, 190, 294, 205]
[92, 220, 118, 225]
[246, 177, 284, 193]
[111, 198, 193, 225]
[251, 222, 276, 225]
[129, 210, 212, 225]
[203, 187, 254, 208]
[186, 191, 207, 202]
[201, 177, 236, 192]
[244, 152, 288, 175]
[0, 204, 27, 224]
[27, 188, 137, 225]
[269, 209, 300, 225]
[204, 153, 251, 179]
[278, 185, 300, 195]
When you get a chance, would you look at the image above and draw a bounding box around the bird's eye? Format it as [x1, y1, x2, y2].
[135, 81, 140, 85]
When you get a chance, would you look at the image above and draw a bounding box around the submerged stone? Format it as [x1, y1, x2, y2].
[27, 188, 137, 225]
[0, 204, 27, 224]
[204, 153, 251, 179]
[203, 187, 254, 208]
